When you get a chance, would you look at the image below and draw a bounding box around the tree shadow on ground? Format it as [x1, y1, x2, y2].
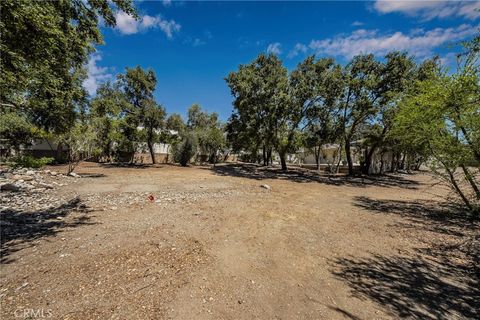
[332, 253, 479, 319]
[0, 197, 97, 264]
[353, 196, 478, 237]
[331, 197, 480, 319]
[77, 173, 106, 178]
[207, 163, 420, 189]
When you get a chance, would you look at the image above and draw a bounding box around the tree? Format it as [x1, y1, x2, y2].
[361, 52, 417, 174]
[226, 53, 290, 169]
[90, 82, 124, 161]
[0, 0, 137, 134]
[142, 101, 166, 164]
[166, 113, 186, 133]
[162, 113, 186, 163]
[186, 104, 225, 164]
[60, 122, 100, 174]
[0, 110, 39, 154]
[339, 54, 383, 175]
[117, 67, 166, 164]
[291, 56, 343, 170]
[393, 47, 479, 215]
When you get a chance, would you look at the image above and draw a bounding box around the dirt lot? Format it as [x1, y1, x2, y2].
[1, 162, 478, 319]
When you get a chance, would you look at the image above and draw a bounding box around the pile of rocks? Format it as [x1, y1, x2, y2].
[0, 168, 79, 212]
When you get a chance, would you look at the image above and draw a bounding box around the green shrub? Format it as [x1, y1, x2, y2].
[9, 155, 54, 169]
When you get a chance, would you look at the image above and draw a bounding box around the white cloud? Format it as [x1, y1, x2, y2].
[115, 11, 181, 38]
[266, 42, 282, 55]
[287, 43, 308, 58]
[162, 0, 172, 7]
[351, 21, 365, 26]
[83, 54, 113, 96]
[307, 24, 478, 59]
[373, 0, 480, 20]
[115, 11, 138, 34]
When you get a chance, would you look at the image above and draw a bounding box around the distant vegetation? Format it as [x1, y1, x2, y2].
[0, 1, 478, 214]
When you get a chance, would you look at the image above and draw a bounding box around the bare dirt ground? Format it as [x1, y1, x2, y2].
[1, 162, 478, 319]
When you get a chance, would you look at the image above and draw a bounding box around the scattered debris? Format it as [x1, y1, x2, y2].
[0, 168, 79, 213]
[260, 184, 271, 190]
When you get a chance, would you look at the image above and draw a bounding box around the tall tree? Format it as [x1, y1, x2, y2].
[393, 46, 480, 214]
[361, 52, 416, 174]
[226, 53, 290, 169]
[90, 82, 124, 160]
[340, 54, 382, 175]
[291, 56, 343, 170]
[186, 104, 225, 164]
[117, 67, 165, 164]
[0, 0, 137, 134]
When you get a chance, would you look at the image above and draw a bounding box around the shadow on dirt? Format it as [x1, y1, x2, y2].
[332, 253, 479, 319]
[331, 197, 480, 319]
[0, 197, 97, 264]
[207, 163, 420, 189]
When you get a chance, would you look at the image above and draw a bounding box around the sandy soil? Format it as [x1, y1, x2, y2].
[1, 162, 478, 319]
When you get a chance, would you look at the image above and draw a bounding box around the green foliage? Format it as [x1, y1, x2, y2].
[292, 56, 343, 168]
[166, 113, 186, 133]
[9, 155, 54, 169]
[59, 122, 101, 173]
[0, 111, 39, 151]
[186, 104, 225, 163]
[393, 41, 480, 214]
[0, 0, 137, 134]
[226, 53, 290, 168]
[173, 132, 198, 167]
[117, 66, 165, 163]
[89, 81, 125, 159]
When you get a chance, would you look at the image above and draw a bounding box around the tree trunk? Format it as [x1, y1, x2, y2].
[461, 165, 480, 200]
[400, 153, 406, 170]
[345, 139, 353, 175]
[315, 146, 321, 170]
[380, 153, 385, 174]
[335, 143, 343, 174]
[390, 153, 396, 173]
[279, 152, 287, 171]
[459, 125, 480, 162]
[147, 140, 156, 164]
[262, 146, 267, 166]
[443, 164, 473, 211]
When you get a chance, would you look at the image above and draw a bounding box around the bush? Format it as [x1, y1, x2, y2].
[9, 155, 54, 169]
[173, 133, 197, 166]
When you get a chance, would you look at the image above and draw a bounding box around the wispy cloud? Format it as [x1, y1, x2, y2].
[287, 43, 308, 58]
[266, 42, 282, 55]
[373, 0, 480, 20]
[305, 24, 478, 59]
[351, 21, 364, 27]
[192, 38, 206, 47]
[115, 12, 181, 38]
[162, 0, 172, 7]
[83, 53, 113, 96]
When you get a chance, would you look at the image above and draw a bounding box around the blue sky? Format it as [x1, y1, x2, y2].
[84, 0, 480, 120]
